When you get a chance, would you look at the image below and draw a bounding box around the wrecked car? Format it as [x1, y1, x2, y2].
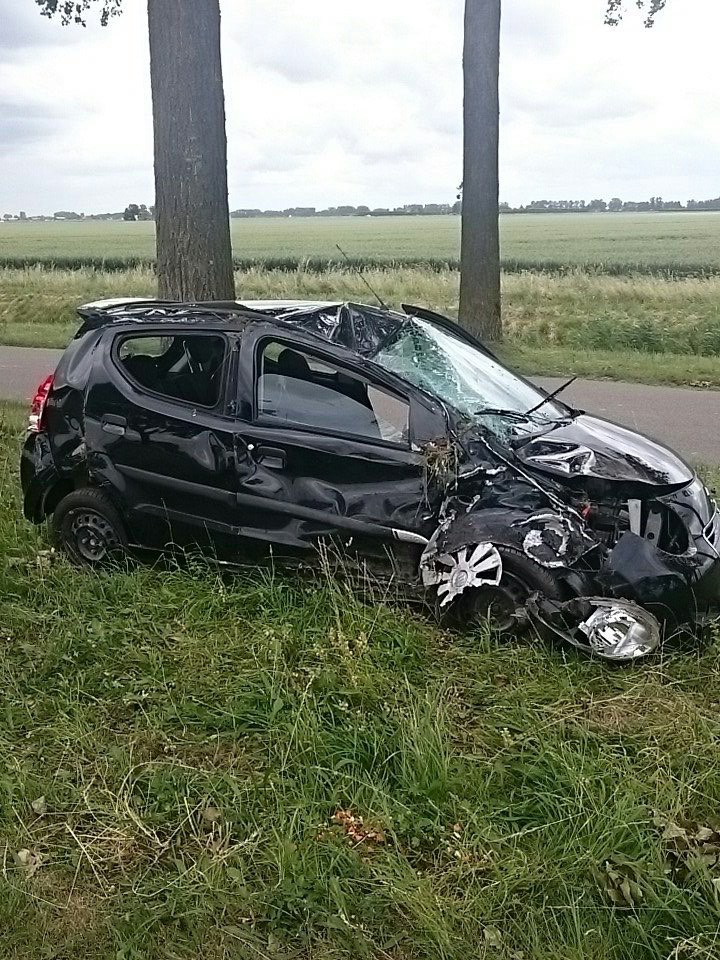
[20, 297, 720, 661]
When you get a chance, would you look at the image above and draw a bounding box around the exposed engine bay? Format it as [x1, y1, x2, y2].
[419, 431, 720, 661]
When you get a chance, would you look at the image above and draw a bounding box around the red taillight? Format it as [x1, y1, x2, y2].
[29, 374, 54, 433]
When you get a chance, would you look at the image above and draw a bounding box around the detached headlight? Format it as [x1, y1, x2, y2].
[527, 596, 661, 662]
[576, 600, 660, 661]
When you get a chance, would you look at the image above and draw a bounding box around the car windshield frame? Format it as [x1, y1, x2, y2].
[371, 316, 569, 431]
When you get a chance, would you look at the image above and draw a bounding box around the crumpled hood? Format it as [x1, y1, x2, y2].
[514, 414, 694, 492]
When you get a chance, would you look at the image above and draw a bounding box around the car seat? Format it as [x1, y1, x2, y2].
[277, 349, 313, 382]
[122, 353, 161, 391]
[162, 338, 225, 406]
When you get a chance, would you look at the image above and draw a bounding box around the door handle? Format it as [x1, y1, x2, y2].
[101, 414, 127, 436]
[255, 445, 287, 469]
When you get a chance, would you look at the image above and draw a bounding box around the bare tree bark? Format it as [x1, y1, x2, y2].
[459, 0, 501, 342]
[147, 0, 235, 301]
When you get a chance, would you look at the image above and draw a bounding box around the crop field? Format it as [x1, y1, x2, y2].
[4, 212, 720, 389]
[4, 212, 720, 273]
[2, 400, 720, 959]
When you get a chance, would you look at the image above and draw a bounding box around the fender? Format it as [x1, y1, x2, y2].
[432, 506, 598, 571]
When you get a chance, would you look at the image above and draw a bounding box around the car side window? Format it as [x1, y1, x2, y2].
[256, 341, 410, 445]
[116, 334, 227, 407]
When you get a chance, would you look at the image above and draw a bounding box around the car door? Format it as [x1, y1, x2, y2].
[83, 327, 244, 554]
[230, 327, 446, 579]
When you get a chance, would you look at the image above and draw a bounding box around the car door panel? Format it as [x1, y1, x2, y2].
[235, 424, 430, 534]
[234, 429, 431, 577]
[84, 330, 241, 551]
[231, 330, 445, 576]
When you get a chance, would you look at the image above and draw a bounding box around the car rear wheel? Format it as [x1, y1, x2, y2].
[449, 545, 563, 632]
[53, 489, 127, 567]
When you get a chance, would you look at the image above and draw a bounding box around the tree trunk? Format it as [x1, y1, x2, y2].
[147, 0, 235, 301]
[459, 0, 501, 342]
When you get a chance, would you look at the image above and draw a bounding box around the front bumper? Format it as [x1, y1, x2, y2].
[601, 478, 720, 623]
[686, 495, 720, 616]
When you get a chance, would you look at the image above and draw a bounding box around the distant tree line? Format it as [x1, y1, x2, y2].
[500, 196, 720, 214]
[5, 195, 720, 224]
[1, 203, 157, 222]
[122, 203, 154, 221]
[230, 202, 462, 219]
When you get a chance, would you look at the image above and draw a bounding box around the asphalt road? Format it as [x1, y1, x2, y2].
[534, 376, 720, 463]
[1, 347, 63, 405]
[1, 345, 719, 463]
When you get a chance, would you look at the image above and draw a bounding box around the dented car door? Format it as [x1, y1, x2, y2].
[230, 325, 442, 575]
[83, 327, 242, 551]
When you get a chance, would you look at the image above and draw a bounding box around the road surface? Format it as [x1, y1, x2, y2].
[1, 347, 63, 405]
[1, 345, 718, 463]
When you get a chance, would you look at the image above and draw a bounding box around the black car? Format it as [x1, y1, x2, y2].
[21, 297, 720, 661]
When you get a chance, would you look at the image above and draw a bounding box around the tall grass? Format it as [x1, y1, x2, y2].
[3, 265, 720, 359]
[2, 404, 720, 958]
[3, 255, 720, 278]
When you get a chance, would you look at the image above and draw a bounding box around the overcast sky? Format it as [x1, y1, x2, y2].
[1, 0, 719, 215]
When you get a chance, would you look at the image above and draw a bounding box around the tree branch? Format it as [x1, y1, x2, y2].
[605, 1, 667, 28]
[35, 0, 122, 27]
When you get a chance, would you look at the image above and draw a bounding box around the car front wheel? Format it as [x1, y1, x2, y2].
[53, 489, 128, 567]
[450, 545, 564, 632]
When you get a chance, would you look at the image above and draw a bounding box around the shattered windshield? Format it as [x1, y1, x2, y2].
[373, 317, 567, 430]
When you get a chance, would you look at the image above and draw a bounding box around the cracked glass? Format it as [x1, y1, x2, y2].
[374, 317, 566, 428]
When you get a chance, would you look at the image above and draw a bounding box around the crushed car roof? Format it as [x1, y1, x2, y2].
[79, 297, 344, 313]
[76, 297, 456, 359]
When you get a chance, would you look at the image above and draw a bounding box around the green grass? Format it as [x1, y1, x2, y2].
[3, 402, 720, 958]
[3, 265, 720, 388]
[500, 345, 720, 389]
[4, 212, 720, 273]
[4, 214, 720, 389]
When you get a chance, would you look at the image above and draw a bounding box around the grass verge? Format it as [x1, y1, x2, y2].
[2, 402, 720, 958]
[500, 345, 720, 388]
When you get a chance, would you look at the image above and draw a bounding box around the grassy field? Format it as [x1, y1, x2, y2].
[3, 265, 720, 388]
[4, 212, 720, 273]
[4, 214, 720, 388]
[3, 401, 720, 959]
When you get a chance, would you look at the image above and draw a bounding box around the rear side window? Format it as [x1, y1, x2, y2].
[116, 334, 227, 407]
[256, 340, 410, 445]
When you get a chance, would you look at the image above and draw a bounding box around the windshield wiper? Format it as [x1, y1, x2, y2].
[525, 376, 577, 416]
[473, 408, 535, 422]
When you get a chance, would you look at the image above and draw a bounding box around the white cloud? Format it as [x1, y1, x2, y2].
[1, 0, 719, 214]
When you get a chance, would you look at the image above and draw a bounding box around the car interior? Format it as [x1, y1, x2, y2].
[258, 345, 386, 438]
[117, 335, 408, 442]
[118, 334, 227, 407]
[275, 348, 374, 409]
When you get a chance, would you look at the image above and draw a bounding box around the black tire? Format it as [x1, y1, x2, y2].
[445, 544, 564, 632]
[53, 488, 128, 567]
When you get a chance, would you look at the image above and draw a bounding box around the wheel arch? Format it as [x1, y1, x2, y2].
[420, 505, 597, 612]
[41, 478, 77, 519]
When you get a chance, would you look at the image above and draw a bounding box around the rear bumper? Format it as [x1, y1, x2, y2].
[20, 432, 59, 523]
